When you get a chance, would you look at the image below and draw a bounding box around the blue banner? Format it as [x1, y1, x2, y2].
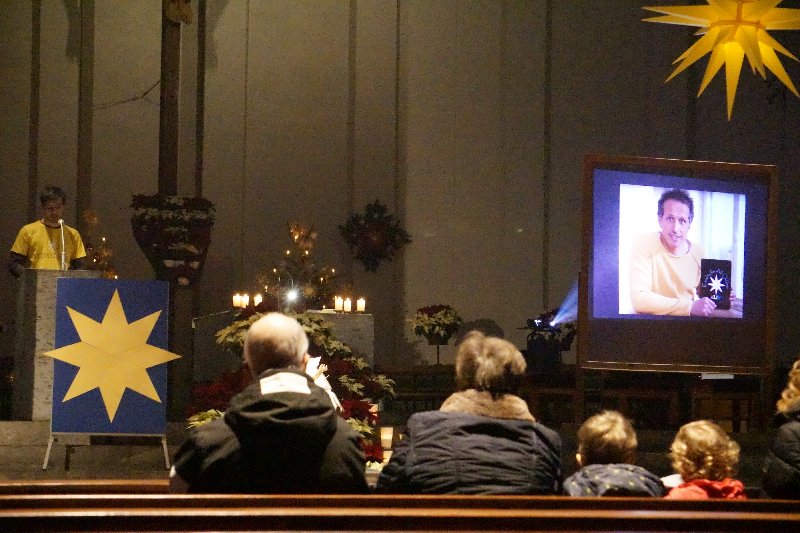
[48, 278, 178, 434]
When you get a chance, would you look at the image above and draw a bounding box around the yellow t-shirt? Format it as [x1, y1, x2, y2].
[10, 220, 87, 270]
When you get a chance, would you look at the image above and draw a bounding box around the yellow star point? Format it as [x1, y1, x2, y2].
[644, 0, 800, 119]
[45, 290, 180, 422]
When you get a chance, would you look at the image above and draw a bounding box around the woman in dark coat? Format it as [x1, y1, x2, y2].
[375, 331, 562, 494]
[762, 359, 800, 499]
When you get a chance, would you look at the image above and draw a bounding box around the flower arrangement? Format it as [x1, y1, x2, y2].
[189, 308, 395, 462]
[522, 308, 577, 351]
[339, 200, 411, 272]
[410, 304, 463, 345]
[130, 194, 216, 286]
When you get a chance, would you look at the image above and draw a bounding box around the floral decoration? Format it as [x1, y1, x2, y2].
[189, 308, 395, 463]
[130, 194, 215, 286]
[339, 200, 411, 272]
[410, 304, 463, 345]
[522, 308, 577, 351]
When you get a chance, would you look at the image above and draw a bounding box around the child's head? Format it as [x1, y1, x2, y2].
[669, 420, 740, 482]
[576, 410, 637, 466]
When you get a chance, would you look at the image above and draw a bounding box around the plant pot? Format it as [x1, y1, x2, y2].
[525, 336, 562, 372]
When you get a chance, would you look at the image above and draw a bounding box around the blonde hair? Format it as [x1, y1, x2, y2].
[670, 420, 740, 481]
[577, 410, 637, 465]
[776, 359, 800, 414]
[454, 330, 526, 396]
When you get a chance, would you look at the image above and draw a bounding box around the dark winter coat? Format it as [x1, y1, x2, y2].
[761, 401, 800, 499]
[375, 389, 562, 494]
[172, 368, 369, 493]
[564, 463, 665, 497]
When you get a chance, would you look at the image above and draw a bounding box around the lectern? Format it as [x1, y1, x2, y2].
[12, 269, 102, 420]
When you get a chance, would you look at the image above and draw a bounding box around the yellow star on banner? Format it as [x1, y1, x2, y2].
[44, 290, 180, 422]
[644, 0, 800, 119]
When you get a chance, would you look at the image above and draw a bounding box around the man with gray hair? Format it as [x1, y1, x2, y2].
[170, 313, 369, 493]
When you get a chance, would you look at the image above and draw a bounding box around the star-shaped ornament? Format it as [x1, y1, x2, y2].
[644, 0, 800, 119]
[708, 274, 726, 294]
[45, 290, 180, 422]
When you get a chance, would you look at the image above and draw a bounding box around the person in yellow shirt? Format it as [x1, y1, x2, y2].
[629, 189, 716, 317]
[8, 186, 87, 278]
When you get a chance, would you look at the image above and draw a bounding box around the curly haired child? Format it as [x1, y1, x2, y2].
[665, 420, 745, 499]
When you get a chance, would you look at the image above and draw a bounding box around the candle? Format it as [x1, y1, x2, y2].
[232, 293, 242, 308]
[334, 296, 344, 311]
[380, 427, 394, 450]
[343, 298, 352, 312]
[356, 297, 366, 313]
[253, 294, 263, 307]
[242, 293, 250, 307]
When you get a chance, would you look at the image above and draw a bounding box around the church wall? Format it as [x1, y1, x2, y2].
[1, 1, 799, 396]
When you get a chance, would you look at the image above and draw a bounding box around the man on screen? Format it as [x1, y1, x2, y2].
[630, 189, 716, 317]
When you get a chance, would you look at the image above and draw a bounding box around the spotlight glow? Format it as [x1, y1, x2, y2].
[551, 280, 578, 326]
[286, 289, 299, 302]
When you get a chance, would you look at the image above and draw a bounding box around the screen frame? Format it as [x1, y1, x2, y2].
[579, 154, 778, 375]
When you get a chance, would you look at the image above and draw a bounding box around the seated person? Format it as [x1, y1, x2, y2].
[665, 420, 745, 499]
[375, 331, 562, 494]
[630, 189, 716, 316]
[761, 359, 800, 498]
[564, 410, 665, 497]
[170, 312, 369, 493]
[8, 185, 86, 277]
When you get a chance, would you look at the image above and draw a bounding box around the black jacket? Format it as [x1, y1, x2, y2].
[375, 409, 562, 494]
[564, 463, 665, 497]
[762, 402, 800, 499]
[172, 368, 369, 493]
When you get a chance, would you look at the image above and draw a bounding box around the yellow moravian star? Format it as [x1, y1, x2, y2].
[45, 289, 180, 422]
[644, 0, 800, 119]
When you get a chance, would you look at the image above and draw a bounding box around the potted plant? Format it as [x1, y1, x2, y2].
[410, 304, 463, 346]
[130, 194, 215, 286]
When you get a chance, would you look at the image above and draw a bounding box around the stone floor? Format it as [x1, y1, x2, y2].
[0, 421, 188, 480]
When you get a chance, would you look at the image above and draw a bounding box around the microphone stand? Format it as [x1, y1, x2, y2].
[58, 219, 66, 270]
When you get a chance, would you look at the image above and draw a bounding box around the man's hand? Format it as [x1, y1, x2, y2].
[690, 297, 717, 317]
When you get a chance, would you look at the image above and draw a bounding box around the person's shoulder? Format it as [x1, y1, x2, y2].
[19, 221, 44, 234]
[632, 232, 661, 252]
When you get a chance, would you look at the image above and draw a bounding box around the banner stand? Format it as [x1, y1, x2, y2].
[43, 432, 170, 470]
[43, 278, 179, 473]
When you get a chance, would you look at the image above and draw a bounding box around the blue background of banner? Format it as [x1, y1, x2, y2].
[51, 278, 170, 434]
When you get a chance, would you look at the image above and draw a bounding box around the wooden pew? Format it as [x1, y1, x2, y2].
[0, 493, 798, 531]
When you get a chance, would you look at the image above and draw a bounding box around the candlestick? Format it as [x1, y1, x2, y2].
[253, 294, 263, 307]
[334, 296, 344, 311]
[356, 297, 366, 313]
[233, 293, 242, 308]
[242, 293, 250, 307]
[343, 298, 352, 312]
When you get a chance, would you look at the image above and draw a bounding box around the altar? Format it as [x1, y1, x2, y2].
[192, 310, 375, 383]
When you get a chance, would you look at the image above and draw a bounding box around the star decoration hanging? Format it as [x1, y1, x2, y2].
[644, 0, 800, 119]
[44, 290, 180, 422]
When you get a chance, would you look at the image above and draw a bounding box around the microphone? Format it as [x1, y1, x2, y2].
[58, 219, 66, 270]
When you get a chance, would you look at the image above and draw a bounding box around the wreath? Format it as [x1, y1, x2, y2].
[339, 200, 411, 272]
